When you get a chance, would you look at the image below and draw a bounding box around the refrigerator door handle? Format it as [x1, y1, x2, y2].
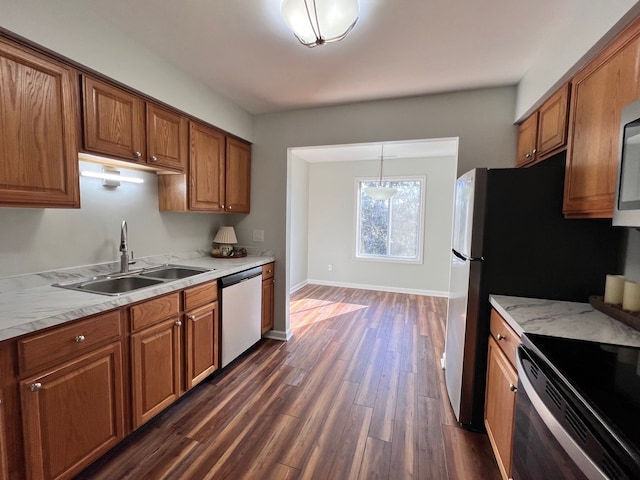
[452, 249, 484, 262]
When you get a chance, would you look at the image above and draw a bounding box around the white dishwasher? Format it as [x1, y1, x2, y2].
[220, 266, 263, 368]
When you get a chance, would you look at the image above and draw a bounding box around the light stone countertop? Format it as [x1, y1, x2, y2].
[0, 251, 274, 342]
[489, 295, 640, 348]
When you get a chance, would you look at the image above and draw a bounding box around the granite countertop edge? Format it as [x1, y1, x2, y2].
[0, 252, 274, 343]
[489, 294, 640, 348]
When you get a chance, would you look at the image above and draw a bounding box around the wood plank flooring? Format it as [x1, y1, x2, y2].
[76, 285, 500, 480]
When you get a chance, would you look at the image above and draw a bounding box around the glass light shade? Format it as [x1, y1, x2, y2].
[281, 0, 359, 47]
[213, 226, 238, 244]
[366, 186, 398, 201]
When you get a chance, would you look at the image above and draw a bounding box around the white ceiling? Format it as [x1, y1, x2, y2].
[83, 0, 577, 115]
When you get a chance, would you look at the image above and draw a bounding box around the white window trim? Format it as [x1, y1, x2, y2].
[354, 174, 426, 265]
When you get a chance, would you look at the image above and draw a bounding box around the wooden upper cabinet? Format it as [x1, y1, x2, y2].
[516, 83, 570, 168]
[564, 19, 640, 218]
[516, 113, 538, 167]
[146, 103, 188, 172]
[536, 84, 569, 157]
[0, 390, 8, 480]
[189, 121, 226, 211]
[225, 137, 251, 213]
[82, 75, 146, 163]
[0, 37, 80, 208]
[82, 76, 188, 172]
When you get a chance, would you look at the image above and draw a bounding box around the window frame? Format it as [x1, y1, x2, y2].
[354, 175, 426, 265]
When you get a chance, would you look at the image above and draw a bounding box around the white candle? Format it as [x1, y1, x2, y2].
[604, 274, 625, 304]
[622, 280, 640, 312]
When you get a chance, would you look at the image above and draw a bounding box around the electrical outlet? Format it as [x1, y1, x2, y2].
[328, 264, 333, 271]
[253, 229, 264, 242]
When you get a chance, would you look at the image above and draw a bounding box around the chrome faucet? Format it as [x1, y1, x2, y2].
[119, 220, 135, 273]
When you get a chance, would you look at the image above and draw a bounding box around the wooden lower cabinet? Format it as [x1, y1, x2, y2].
[485, 336, 518, 480]
[131, 316, 182, 428]
[20, 343, 124, 480]
[261, 263, 275, 334]
[185, 301, 219, 389]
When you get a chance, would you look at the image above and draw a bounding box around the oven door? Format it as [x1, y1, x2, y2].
[512, 346, 606, 480]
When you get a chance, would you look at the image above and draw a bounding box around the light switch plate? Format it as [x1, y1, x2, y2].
[253, 229, 264, 242]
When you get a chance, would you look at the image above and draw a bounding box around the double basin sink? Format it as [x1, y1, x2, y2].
[53, 265, 214, 296]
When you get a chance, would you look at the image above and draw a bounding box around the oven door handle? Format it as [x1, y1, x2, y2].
[516, 349, 607, 480]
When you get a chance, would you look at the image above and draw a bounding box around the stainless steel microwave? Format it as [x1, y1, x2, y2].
[614, 98, 640, 226]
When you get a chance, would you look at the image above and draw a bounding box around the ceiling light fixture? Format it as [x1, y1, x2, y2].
[366, 145, 398, 201]
[281, 0, 359, 47]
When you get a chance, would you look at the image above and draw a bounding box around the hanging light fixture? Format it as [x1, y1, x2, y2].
[281, 0, 359, 47]
[366, 145, 398, 201]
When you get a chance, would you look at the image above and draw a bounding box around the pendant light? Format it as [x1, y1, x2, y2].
[281, 0, 359, 47]
[366, 145, 398, 201]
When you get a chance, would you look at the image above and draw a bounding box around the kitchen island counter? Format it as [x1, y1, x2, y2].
[489, 294, 640, 347]
[0, 251, 274, 342]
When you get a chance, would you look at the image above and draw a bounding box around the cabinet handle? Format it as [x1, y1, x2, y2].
[134, 151, 142, 158]
[30, 383, 42, 392]
[228, 205, 233, 210]
[532, 149, 537, 155]
[524, 153, 532, 159]
[150, 155, 157, 162]
[509, 384, 518, 392]
[187, 315, 196, 321]
[175, 320, 183, 327]
[496, 334, 506, 340]
[75, 335, 86, 343]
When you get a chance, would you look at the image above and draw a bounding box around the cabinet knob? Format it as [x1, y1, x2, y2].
[496, 334, 506, 341]
[150, 155, 158, 162]
[134, 151, 142, 158]
[75, 335, 86, 343]
[175, 320, 183, 327]
[228, 205, 233, 210]
[187, 315, 196, 321]
[30, 383, 42, 392]
[509, 384, 518, 392]
[532, 149, 537, 155]
[524, 153, 532, 159]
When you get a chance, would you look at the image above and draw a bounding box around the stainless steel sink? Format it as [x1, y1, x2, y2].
[74, 276, 164, 295]
[53, 264, 214, 296]
[139, 266, 211, 280]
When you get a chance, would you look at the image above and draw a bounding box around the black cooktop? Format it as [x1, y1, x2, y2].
[522, 333, 640, 458]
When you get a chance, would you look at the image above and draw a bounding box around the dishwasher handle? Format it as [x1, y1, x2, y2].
[220, 266, 263, 288]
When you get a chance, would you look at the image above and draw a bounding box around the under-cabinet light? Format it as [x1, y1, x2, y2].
[80, 169, 144, 185]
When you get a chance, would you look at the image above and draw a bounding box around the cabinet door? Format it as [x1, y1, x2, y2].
[146, 103, 188, 172]
[188, 121, 225, 211]
[516, 113, 537, 167]
[82, 76, 146, 163]
[261, 277, 274, 335]
[185, 302, 219, 390]
[20, 343, 124, 480]
[0, 390, 8, 480]
[564, 26, 640, 218]
[536, 84, 569, 158]
[225, 138, 251, 213]
[485, 336, 518, 480]
[131, 317, 182, 428]
[0, 38, 80, 208]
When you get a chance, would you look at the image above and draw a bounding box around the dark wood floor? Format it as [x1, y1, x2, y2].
[76, 285, 500, 479]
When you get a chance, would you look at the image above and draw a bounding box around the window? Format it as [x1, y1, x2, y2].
[355, 176, 425, 263]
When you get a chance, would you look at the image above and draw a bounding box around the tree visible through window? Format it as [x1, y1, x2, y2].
[356, 177, 425, 262]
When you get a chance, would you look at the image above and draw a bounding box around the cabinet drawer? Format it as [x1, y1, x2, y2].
[184, 281, 218, 310]
[262, 263, 275, 280]
[18, 310, 122, 375]
[130, 293, 180, 332]
[490, 309, 520, 368]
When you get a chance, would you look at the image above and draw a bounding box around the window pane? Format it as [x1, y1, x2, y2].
[357, 179, 423, 261]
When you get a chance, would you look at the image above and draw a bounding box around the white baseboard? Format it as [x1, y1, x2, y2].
[262, 329, 292, 341]
[306, 279, 449, 298]
[289, 280, 308, 294]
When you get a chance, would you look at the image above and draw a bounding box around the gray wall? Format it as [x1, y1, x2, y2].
[306, 156, 456, 295]
[244, 86, 518, 337]
[289, 156, 310, 292]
